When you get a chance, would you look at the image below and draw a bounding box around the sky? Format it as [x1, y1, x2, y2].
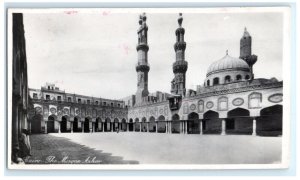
[23, 8, 283, 100]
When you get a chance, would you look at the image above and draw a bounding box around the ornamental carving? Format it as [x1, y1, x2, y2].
[232, 98, 244, 106]
[63, 108, 70, 115]
[206, 101, 214, 109]
[190, 104, 196, 111]
[35, 107, 43, 115]
[50, 107, 56, 114]
[159, 108, 164, 115]
[268, 93, 283, 103]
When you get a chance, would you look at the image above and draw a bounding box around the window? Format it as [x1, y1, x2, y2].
[48, 86, 50, 90]
[236, 75, 242, 81]
[207, 80, 210, 86]
[249, 92, 262, 108]
[78, 98, 81, 103]
[225, 75, 231, 83]
[218, 97, 228, 111]
[67, 97, 72, 102]
[198, 100, 204, 113]
[57, 96, 61, 101]
[46, 95, 50, 100]
[95, 101, 98, 105]
[103, 102, 106, 106]
[111, 103, 114, 107]
[245, 75, 250, 80]
[87, 100, 90, 104]
[33, 93, 38, 99]
[118, 104, 120, 107]
[213, 77, 219, 85]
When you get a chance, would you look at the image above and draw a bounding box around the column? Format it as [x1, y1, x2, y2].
[111, 122, 113, 132]
[252, 118, 257, 136]
[140, 123, 142, 132]
[93, 122, 95, 133]
[166, 121, 168, 133]
[82, 122, 84, 133]
[155, 122, 158, 133]
[101, 122, 104, 132]
[199, 120, 203, 135]
[44, 121, 48, 134]
[133, 123, 135, 132]
[127, 123, 129, 132]
[221, 119, 226, 135]
[58, 122, 61, 133]
[147, 122, 149, 132]
[71, 122, 73, 133]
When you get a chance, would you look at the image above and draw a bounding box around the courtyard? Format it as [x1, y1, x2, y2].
[25, 132, 282, 164]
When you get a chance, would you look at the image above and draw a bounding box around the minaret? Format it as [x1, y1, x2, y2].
[240, 27, 257, 80]
[136, 13, 150, 105]
[171, 13, 188, 96]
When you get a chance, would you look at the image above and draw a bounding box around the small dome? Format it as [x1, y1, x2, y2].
[207, 53, 250, 76]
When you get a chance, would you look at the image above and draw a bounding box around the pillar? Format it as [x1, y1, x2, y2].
[147, 122, 149, 132]
[252, 118, 257, 136]
[221, 119, 226, 135]
[111, 122, 113, 132]
[93, 122, 96, 133]
[44, 121, 48, 134]
[71, 122, 73, 133]
[82, 122, 84, 133]
[58, 122, 61, 133]
[184, 121, 187, 134]
[166, 121, 168, 133]
[155, 122, 158, 133]
[140, 123, 142, 132]
[199, 120, 203, 135]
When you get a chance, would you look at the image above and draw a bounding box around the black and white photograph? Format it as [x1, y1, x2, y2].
[7, 7, 290, 169]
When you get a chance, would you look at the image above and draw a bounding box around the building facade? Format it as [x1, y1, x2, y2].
[28, 13, 283, 136]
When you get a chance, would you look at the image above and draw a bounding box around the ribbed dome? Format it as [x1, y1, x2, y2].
[207, 54, 250, 75]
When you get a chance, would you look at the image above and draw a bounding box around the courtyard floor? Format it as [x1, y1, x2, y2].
[26, 132, 282, 164]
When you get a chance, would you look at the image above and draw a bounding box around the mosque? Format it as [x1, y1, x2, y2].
[27, 13, 283, 136]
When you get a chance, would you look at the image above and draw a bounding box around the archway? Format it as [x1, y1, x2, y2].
[95, 118, 102, 132]
[47, 115, 56, 133]
[258, 105, 282, 136]
[84, 117, 91, 133]
[171, 114, 180, 133]
[31, 114, 43, 134]
[134, 118, 140, 132]
[73, 117, 80, 132]
[141, 117, 147, 132]
[61, 116, 70, 133]
[121, 119, 127, 131]
[227, 108, 251, 135]
[128, 119, 134, 131]
[157, 115, 166, 133]
[187, 112, 200, 134]
[113, 118, 119, 132]
[149, 116, 156, 132]
[203, 110, 220, 134]
[105, 118, 111, 132]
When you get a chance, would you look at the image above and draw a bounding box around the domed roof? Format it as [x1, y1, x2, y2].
[207, 51, 250, 75]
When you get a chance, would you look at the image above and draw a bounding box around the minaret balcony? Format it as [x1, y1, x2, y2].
[136, 43, 149, 51]
[136, 62, 150, 72]
[174, 42, 186, 51]
[173, 61, 188, 73]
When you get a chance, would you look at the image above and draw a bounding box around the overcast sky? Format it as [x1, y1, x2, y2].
[23, 9, 283, 100]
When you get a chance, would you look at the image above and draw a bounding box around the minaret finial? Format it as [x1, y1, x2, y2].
[226, 50, 228, 55]
[244, 27, 247, 32]
[178, 13, 183, 27]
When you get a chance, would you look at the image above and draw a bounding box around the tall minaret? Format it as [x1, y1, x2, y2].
[171, 13, 188, 96]
[240, 27, 257, 80]
[136, 13, 150, 105]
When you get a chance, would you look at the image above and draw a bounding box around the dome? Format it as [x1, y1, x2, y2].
[207, 53, 250, 76]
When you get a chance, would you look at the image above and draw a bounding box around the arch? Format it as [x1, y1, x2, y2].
[128, 118, 134, 131]
[213, 77, 219, 85]
[104, 117, 111, 132]
[157, 115, 166, 133]
[149, 116, 156, 132]
[73, 116, 81, 132]
[95, 117, 102, 132]
[171, 114, 180, 133]
[236, 74, 242, 81]
[84, 117, 91, 133]
[134, 118, 140, 132]
[207, 79, 210, 86]
[47, 115, 56, 133]
[227, 108, 251, 135]
[187, 112, 200, 134]
[245, 75, 250, 80]
[141, 117, 147, 132]
[203, 110, 220, 134]
[61, 115, 70, 133]
[113, 118, 120, 132]
[121, 118, 127, 131]
[224, 75, 231, 83]
[31, 114, 43, 134]
[258, 105, 282, 136]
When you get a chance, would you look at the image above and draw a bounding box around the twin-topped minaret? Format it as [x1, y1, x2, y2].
[135, 13, 150, 105]
[171, 13, 188, 96]
[240, 27, 257, 80]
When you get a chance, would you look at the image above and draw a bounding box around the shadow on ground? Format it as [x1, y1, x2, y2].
[25, 134, 139, 164]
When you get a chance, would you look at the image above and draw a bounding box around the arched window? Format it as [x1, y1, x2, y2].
[249, 92, 262, 108]
[198, 100, 204, 113]
[225, 75, 231, 83]
[213, 77, 219, 85]
[207, 80, 210, 86]
[218, 96, 228, 111]
[245, 75, 250, 80]
[236, 74, 242, 81]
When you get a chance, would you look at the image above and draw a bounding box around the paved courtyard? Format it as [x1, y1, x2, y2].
[26, 132, 282, 164]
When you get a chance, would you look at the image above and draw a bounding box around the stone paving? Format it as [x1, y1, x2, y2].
[24, 134, 139, 164]
[26, 132, 282, 164]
